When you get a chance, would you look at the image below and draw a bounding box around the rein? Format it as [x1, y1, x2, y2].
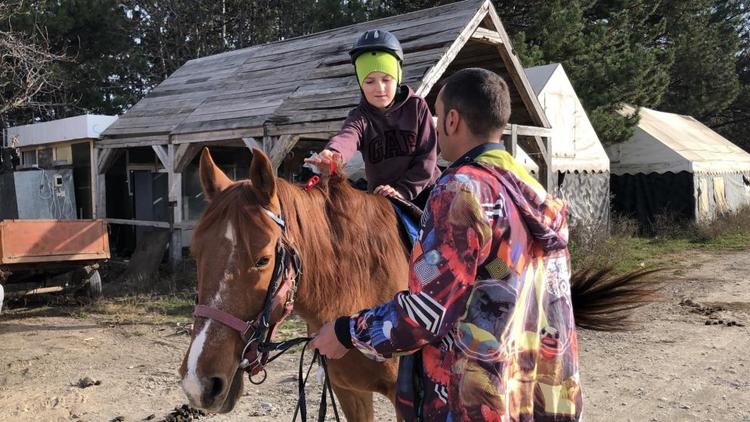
[192, 206, 340, 421]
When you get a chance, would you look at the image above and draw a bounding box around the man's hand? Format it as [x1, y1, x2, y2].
[310, 321, 349, 360]
[374, 184, 404, 199]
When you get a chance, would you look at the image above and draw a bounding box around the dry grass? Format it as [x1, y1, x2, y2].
[570, 206, 750, 273]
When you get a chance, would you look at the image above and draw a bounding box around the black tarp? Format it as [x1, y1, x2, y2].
[610, 172, 695, 228]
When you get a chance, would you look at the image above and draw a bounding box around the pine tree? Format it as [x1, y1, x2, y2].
[659, 0, 741, 121]
[499, 0, 672, 144]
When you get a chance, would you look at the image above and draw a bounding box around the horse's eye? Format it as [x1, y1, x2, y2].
[255, 257, 271, 267]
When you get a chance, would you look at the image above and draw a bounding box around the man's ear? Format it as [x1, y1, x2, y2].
[446, 109, 461, 136]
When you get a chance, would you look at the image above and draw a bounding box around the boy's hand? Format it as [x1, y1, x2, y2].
[304, 149, 337, 176]
[374, 185, 403, 199]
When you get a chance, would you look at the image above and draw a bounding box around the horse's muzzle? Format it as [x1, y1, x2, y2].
[181, 368, 243, 413]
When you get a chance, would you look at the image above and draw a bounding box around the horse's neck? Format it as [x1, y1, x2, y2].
[278, 179, 408, 328]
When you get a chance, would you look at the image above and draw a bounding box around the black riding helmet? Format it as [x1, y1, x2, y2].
[349, 29, 404, 63]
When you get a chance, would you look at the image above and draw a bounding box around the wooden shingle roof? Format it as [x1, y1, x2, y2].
[102, 0, 548, 144]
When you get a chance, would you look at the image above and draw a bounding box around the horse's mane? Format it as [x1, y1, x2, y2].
[276, 174, 408, 317]
[193, 173, 408, 320]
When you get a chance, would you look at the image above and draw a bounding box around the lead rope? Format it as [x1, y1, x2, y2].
[278, 340, 340, 422]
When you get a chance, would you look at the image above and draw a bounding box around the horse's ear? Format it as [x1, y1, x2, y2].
[249, 148, 276, 205]
[200, 148, 232, 201]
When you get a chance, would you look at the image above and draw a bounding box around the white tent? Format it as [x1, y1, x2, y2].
[524, 63, 610, 229]
[608, 105, 750, 223]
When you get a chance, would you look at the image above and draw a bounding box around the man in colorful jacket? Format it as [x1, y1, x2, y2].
[311, 68, 582, 421]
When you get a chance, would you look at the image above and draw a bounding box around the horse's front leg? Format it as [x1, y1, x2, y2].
[326, 351, 398, 421]
[330, 385, 374, 422]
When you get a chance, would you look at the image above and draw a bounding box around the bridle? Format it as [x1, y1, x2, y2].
[191, 203, 340, 421]
[193, 207, 301, 382]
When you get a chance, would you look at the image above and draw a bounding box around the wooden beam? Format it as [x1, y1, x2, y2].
[98, 135, 169, 149]
[545, 135, 554, 194]
[470, 27, 503, 45]
[501, 124, 553, 138]
[266, 121, 344, 136]
[242, 137, 263, 151]
[484, 1, 551, 129]
[294, 132, 337, 141]
[106, 218, 171, 228]
[97, 148, 112, 174]
[97, 148, 122, 174]
[91, 143, 99, 218]
[416, 0, 490, 98]
[527, 134, 555, 193]
[167, 145, 180, 202]
[152, 145, 170, 168]
[170, 127, 264, 144]
[430, 117, 551, 139]
[168, 143, 183, 269]
[533, 136, 549, 163]
[510, 124, 518, 158]
[268, 135, 299, 169]
[176, 221, 197, 230]
[96, 173, 106, 219]
[174, 143, 203, 172]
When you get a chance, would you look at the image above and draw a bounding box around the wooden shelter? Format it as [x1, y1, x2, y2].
[98, 0, 552, 265]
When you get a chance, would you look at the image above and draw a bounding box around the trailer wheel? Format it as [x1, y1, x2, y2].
[72, 269, 102, 300]
[86, 270, 102, 299]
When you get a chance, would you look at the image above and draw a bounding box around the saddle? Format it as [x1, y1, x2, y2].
[389, 196, 422, 249]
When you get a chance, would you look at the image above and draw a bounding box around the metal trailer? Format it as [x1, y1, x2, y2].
[0, 219, 110, 310]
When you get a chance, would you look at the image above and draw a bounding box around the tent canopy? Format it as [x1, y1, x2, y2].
[609, 105, 750, 175]
[524, 63, 609, 173]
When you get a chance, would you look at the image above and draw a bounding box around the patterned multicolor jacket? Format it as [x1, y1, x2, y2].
[336, 144, 582, 421]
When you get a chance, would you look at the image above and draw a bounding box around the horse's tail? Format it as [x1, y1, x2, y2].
[570, 267, 663, 331]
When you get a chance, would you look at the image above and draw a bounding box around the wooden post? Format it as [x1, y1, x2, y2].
[92, 144, 100, 218]
[268, 135, 299, 169]
[545, 135, 555, 194]
[510, 124, 518, 158]
[174, 143, 202, 173]
[242, 137, 263, 152]
[152, 145, 169, 168]
[167, 143, 183, 270]
[96, 173, 106, 219]
[94, 147, 122, 219]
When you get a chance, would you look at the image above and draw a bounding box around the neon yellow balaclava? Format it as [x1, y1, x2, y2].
[354, 51, 402, 86]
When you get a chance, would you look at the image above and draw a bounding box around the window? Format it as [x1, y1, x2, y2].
[54, 145, 72, 164]
[22, 150, 37, 166]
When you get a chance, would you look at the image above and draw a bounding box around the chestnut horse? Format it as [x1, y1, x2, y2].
[179, 148, 657, 420]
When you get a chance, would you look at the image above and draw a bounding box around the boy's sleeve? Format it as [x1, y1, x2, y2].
[394, 99, 438, 200]
[334, 173, 495, 361]
[326, 109, 365, 163]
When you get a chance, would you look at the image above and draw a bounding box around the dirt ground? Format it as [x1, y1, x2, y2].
[1, 249, 749, 422]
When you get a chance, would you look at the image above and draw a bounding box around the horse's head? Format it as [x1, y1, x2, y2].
[179, 147, 283, 413]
